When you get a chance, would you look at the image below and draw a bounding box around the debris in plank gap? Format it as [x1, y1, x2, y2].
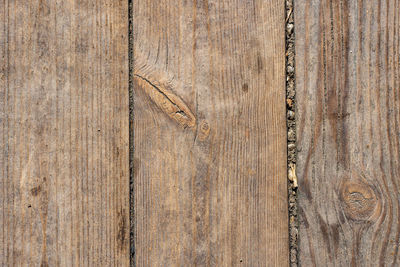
[286, 0, 298, 265]
[288, 163, 298, 188]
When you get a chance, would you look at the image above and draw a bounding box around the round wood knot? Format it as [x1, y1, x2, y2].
[339, 179, 381, 222]
[200, 121, 210, 132]
[198, 120, 210, 141]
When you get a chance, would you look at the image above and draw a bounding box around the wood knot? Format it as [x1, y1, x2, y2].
[200, 121, 210, 133]
[198, 120, 210, 141]
[339, 176, 381, 222]
[133, 55, 196, 129]
[31, 185, 42, 196]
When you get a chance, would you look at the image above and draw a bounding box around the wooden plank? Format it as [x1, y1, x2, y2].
[296, 0, 400, 265]
[133, 0, 288, 266]
[0, 0, 129, 265]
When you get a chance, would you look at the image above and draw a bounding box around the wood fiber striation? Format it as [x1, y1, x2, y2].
[296, 0, 400, 265]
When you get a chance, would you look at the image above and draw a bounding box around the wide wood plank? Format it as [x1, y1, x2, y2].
[296, 0, 400, 265]
[0, 0, 129, 265]
[133, 0, 288, 266]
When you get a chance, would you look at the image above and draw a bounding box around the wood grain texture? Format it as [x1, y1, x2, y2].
[296, 0, 400, 266]
[0, 0, 129, 265]
[133, 0, 288, 266]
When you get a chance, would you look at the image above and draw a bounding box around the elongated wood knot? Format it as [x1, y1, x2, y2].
[338, 173, 381, 223]
[133, 59, 196, 129]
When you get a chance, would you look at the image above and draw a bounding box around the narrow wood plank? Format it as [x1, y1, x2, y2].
[133, 0, 288, 266]
[296, 0, 400, 265]
[0, 0, 129, 265]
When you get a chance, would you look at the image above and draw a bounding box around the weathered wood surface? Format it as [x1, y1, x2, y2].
[0, 0, 129, 265]
[296, 0, 400, 266]
[133, 0, 288, 266]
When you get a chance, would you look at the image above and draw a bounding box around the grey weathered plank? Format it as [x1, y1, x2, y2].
[133, 0, 288, 266]
[296, 0, 400, 265]
[0, 0, 129, 265]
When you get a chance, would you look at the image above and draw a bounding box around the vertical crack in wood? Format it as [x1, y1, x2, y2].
[128, 0, 135, 265]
